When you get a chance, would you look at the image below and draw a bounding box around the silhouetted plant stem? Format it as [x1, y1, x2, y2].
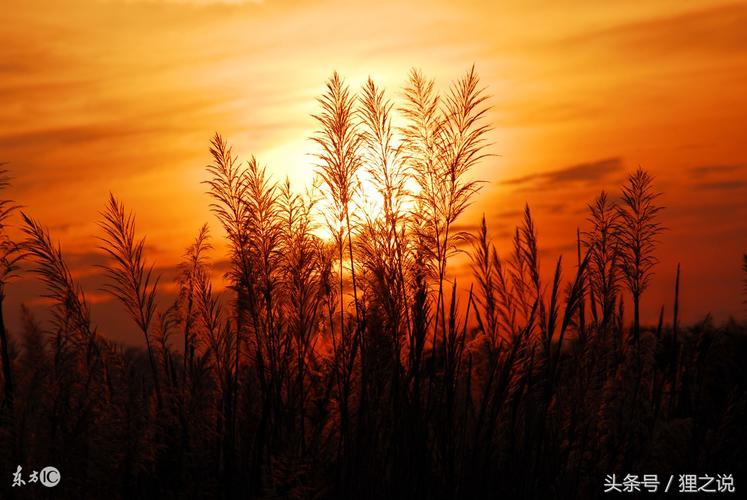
[0, 169, 20, 412]
[618, 168, 664, 346]
[669, 262, 681, 416]
[0, 291, 12, 412]
[98, 194, 163, 409]
[577, 228, 586, 343]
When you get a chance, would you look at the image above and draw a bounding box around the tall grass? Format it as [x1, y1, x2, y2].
[98, 193, 163, 408]
[584, 191, 620, 330]
[1, 68, 745, 500]
[177, 223, 211, 384]
[0, 169, 20, 411]
[617, 168, 664, 344]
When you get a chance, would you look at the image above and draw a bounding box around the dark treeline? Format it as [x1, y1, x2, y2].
[1, 68, 746, 499]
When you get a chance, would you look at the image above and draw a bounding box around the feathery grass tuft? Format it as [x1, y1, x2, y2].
[98, 193, 162, 406]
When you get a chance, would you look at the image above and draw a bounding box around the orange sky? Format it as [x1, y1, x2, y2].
[2, 0, 747, 343]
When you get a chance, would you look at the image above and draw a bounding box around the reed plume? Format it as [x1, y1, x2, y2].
[98, 193, 163, 407]
[21, 213, 97, 347]
[277, 179, 324, 453]
[204, 133, 251, 386]
[21, 212, 108, 414]
[402, 66, 491, 372]
[470, 215, 506, 346]
[358, 77, 412, 388]
[177, 223, 212, 383]
[312, 73, 365, 479]
[583, 191, 621, 329]
[312, 71, 364, 326]
[617, 168, 664, 344]
[204, 134, 252, 479]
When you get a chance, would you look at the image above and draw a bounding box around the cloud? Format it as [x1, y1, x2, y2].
[539, 242, 577, 260]
[687, 164, 746, 191]
[493, 209, 522, 220]
[503, 157, 623, 191]
[535, 202, 569, 214]
[693, 180, 747, 191]
[0, 124, 151, 151]
[496, 100, 603, 127]
[688, 164, 744, 178]
[450, 222, 481, 236]
[561, 3, 747, 60]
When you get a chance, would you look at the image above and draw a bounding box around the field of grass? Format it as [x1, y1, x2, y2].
[0, 68, 745, 499]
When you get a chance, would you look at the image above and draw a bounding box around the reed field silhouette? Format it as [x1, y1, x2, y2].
[0, 68, 746, 499]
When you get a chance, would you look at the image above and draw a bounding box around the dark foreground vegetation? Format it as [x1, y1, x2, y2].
[0, 68, 746, 499]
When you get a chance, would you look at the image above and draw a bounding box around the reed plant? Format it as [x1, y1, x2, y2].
[0, 68, 744, 500]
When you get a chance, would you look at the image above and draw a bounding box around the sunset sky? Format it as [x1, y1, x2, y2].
[2, 0, 746, 344]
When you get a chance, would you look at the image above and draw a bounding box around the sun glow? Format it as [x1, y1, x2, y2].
[1, 0, 745, 327]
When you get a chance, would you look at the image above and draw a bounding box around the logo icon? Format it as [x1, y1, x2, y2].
[39, 467, 60, 488]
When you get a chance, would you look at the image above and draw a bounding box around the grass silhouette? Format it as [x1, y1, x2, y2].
[0, 68, 745, 499]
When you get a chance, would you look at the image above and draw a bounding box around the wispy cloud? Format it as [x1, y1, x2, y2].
[561, 2, 747, 59]
[693, 180, 747, 191]
[503, 158, 623, 191]
[688, 164, 744, 178]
